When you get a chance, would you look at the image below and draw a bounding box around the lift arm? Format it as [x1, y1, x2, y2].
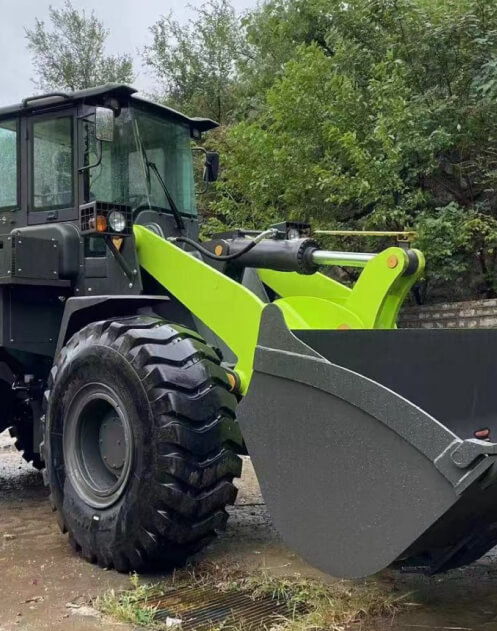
[134, 225, 425, 389]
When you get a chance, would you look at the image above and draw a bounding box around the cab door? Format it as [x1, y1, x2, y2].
[27, 109, 79, 225]
[0, 116, 21, 236]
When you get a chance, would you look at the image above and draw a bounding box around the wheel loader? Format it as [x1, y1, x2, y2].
[0, 84, 497, 578]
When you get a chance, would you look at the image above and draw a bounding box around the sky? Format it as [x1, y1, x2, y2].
[0, 0, 257, 106]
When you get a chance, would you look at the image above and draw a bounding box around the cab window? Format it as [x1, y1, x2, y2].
[32, 117, 74, 211]
[0, 119, 18, 210]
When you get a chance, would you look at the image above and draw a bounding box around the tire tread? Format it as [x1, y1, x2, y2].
[44, 315, 242, 571]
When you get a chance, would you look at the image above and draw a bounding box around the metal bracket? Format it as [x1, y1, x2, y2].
[450, 438, 497, 468]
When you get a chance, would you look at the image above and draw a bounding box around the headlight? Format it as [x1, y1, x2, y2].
[108, 210, 126, 232]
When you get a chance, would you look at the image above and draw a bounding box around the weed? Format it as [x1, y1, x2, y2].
[97, 562, 408, 630]
[96, 572, 163, 628]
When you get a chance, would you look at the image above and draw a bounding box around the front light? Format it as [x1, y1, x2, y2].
[108, 210, 126, 232]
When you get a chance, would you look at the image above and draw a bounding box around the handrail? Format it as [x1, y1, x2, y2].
[22, 92, 72, 108]
[315, 229, 417, 243]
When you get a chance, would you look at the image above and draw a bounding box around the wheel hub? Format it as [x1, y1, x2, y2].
[63, 384, 134, 509]
[99, 412, 126, 474]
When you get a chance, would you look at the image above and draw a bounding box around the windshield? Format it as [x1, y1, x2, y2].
[87, 106, 197, 216]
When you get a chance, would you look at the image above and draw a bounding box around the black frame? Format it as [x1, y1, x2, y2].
[0, 116, 21, 213]
[27, 108, 79, 225]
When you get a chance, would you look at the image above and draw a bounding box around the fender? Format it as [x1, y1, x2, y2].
[55, 295, 170, 356]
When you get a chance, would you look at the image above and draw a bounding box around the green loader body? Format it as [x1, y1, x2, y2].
[1, 85, 497, 578]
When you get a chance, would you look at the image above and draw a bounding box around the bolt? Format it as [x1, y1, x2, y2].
[88, 287, 92, 292]
[387, 255, 399, 269]
[17, 268, 22, 272]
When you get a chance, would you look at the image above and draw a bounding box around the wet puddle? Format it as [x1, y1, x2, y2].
[377, 565, 497, 630]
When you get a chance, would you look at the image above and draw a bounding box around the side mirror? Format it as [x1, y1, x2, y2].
[95, 107, 115, 143]
[204, 151, 220, 182]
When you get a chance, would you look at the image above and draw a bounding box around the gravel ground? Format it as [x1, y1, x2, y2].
[3, 429, 497, 630]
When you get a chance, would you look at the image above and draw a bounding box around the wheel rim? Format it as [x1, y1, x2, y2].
[63, 383, 133, 509]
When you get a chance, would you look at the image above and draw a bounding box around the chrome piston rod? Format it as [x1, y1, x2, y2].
[311, 249, 375, 268]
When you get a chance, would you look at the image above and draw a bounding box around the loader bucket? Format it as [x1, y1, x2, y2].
[237, 305, 497, 578]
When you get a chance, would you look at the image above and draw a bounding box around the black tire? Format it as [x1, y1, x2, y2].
[9, 423, 44, 470]
[43, 315, 242, 572]
[0, 376, 44, 471]
[0, 380, 14, 434]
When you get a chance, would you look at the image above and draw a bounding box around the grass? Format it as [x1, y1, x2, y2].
[96, 561, 409, 631]
[243, 572, 405, 630]
[97, 572, 164, 628]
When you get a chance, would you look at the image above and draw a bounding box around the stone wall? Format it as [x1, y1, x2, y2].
[399, 299, 497, 329]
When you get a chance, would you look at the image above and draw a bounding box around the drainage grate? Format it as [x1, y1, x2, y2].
[146, 585, 302, 630]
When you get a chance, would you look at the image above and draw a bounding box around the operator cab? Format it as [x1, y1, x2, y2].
[0, 84, 218, 297]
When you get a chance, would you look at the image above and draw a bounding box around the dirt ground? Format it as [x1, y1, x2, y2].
[3, 430, 497, 631]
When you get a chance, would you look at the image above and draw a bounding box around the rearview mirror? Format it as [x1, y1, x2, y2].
[204, 151, 220, 182]
[95, 107, 114, 143]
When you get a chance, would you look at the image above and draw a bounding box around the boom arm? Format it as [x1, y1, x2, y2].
[134, 225, 424, 391]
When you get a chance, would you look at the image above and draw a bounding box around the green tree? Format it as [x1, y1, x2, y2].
[143, 0, 244, 123]
[26, 1, 134, 92]
[211, 0, 497, 300]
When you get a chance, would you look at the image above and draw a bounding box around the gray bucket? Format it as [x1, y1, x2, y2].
[237, 305, 497, 578]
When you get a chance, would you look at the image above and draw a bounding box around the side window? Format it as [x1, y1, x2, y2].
[0, 119, 18, 209]
[32, 117, 73, 211]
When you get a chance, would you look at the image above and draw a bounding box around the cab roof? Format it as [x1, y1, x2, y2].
[0, 84, 219, 133]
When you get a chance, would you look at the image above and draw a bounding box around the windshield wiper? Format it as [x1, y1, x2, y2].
[137, 138, 185, 232]
[147, 160, 185, 231]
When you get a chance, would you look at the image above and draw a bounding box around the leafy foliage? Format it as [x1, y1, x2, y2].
[143, 0, 245, 123]
[24, 0, 497, 301]
[211, 0, 497, 300]
[25, 1, 134, 91]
